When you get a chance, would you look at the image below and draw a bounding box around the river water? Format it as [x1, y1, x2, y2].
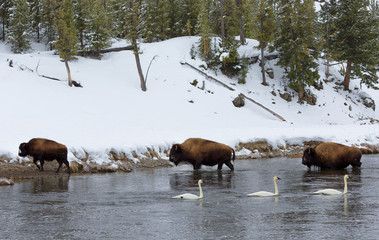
[1, 155, 379, 240]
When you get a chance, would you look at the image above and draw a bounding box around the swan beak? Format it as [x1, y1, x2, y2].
[277, 177, 281, 180]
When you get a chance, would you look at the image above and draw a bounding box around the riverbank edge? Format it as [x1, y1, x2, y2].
[1, 140, 378, 179]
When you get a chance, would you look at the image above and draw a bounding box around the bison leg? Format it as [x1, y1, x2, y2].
[33, 159, 41, 170]
[56, 161, 63, 173]
[225, 161, 234, 171]
[194, 162, 202, 170]
[63, 159, 71, 174]
[352, 161, 362, 168]
[217, 163, 223, 170]
[40, 160, 45, 171]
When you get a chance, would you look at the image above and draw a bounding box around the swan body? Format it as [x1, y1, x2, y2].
[247, 176, 280, 197]
[313, 174, 349, 195]
[172, 179, 203, 200]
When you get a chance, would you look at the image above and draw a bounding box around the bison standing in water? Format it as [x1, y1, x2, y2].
[18, 138, 70, 173]
[302, 142, 362, 169]
[169, 138, 235, 170]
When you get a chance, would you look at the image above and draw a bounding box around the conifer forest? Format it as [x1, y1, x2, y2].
[0, 0, 378, 99]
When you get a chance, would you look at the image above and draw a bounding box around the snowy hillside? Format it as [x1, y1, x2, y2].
[0, 37, 378, 168]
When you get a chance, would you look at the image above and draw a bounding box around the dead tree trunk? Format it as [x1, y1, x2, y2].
[132, 38, 146, 92]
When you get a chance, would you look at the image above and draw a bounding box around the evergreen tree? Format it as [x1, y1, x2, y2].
[73, 0, 91, 49]
[49, 0, 79, 87]
[125, 0, 146, 91]
[275, 0, 320, 102]
[86, 0, 111, 56]
[179, 0, 200, 36]
[142, 0, 170, 42]
[196, 0, 213, 61]
[167, 0, 181, 37]
[328, 0, 378, 90]
[235, 0, 246, 44]
[0, 0, 12, 41]
[8, 0, 32, 53]
[240, 0, 259, 39]
[319, 0, 337, 78]
[28, 0, 43, 42]
[41, 0, 55, 50]
[255, 0, 276, 85]
[104, 0, 126, 38]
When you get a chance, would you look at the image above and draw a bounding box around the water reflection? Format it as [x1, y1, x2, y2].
[30, 175, 70, 193]
[1, 155, 378, 240]
[169, 170, 233, 189]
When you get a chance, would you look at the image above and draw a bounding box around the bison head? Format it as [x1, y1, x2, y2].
[18, 142, 28, 157]
[169, 144, 182, 166]
[302, 147, 315, 168]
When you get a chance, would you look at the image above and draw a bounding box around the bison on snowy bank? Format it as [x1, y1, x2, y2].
[302, 142, 362, 170]
[169, 138, 235, 170]
[18, 138, 71, 173]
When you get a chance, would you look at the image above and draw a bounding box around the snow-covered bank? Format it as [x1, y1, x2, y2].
[1, 37, 378, 172]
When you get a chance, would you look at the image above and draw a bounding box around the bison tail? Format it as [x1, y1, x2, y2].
[232, 149, 235, 162]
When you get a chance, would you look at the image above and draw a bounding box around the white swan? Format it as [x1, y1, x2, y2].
[247, 176, 280, 197]
[172, 179, 203, 200]
[313, 174, 349, 195]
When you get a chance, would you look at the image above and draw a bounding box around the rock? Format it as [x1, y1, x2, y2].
[359, 93, 375, 111]
[280, 92, 292, 102]
[266, 68, 274, 79]
[232, 93, 245, 107]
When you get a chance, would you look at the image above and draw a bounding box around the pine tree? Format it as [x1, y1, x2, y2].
[0, 0, 12, 41]
[240, 0, 259, 39]
[73, 0, 91, 49]
[104, 0, 126, 38]
[256, 0, 276, 85]
[142, 0, 170, 42]
[8, 0, 32, 53]
[275, 0, 320, 102]
[49, 0, 79, 87]
[319, 0, 337, 79]
[86, 0, 111, 57]
[329, 0, 378, 90]
[41, 0, 55, 50]
[28, 0, 43, 42]
[179, 0, 200, 36]
[196, 0, 213, 61]
[125, 0, 146, 91]
[167, 0, 181, 37]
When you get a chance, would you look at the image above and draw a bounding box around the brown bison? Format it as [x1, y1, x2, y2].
[302, 142, 362, 169]
[169, 138, 235, 170]
[18, 138, 70, 173]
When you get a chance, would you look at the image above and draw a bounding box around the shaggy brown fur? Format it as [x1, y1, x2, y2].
[19, 138, 70, 173]
[302, 142, 362, 169]
[169, 138, 235, 170]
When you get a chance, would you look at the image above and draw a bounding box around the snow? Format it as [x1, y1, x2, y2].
[0, 37, 378, 167]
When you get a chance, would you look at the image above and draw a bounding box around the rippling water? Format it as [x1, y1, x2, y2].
[1, 155, 379, 239]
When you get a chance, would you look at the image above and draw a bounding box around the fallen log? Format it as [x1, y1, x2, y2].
[180, 61, 286, 122]
[78, 46, 133, 56]
[180, 62, 235, 91]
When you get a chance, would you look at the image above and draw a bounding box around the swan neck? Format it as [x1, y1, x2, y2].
[274, 179, 279, 195]
[198, 181, 203, 199]
[343, 177, 348, 194]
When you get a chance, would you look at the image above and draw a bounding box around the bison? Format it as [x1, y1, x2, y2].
[302, 142, 362, 169]
[18, 138, 71, 173]
[169, 138, 235, 170]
